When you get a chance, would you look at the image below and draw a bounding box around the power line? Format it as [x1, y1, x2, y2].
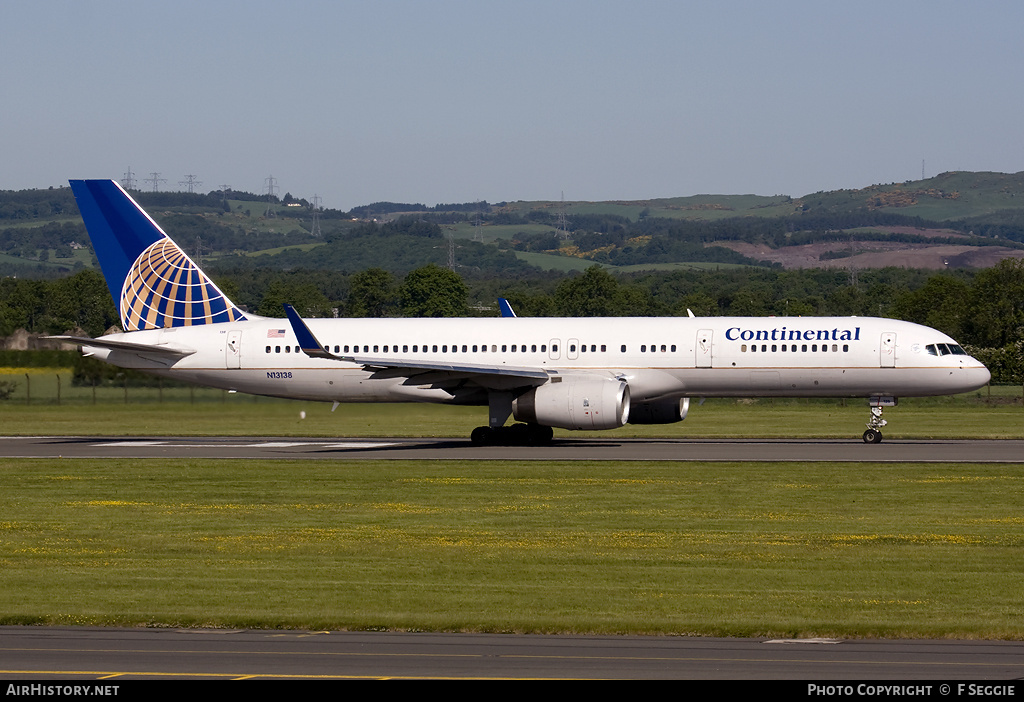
[310, 194, 322, 237]
[179, 174, 202, 193]
[145, 172, 166, 192]
[557, 191, 570, 240]
[264, 175, 279, 218]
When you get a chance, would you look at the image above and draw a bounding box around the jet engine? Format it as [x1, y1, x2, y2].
[512, 376, 630, 430]
[628, 397, 689, 424]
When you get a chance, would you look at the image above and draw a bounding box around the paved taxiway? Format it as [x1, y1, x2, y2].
[2, 627, 1023, 680]
[1, 436, 1022, 461]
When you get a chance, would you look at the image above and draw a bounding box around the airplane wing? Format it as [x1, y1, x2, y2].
[282, 305, 549, 383]
[45, 335, 197, 359]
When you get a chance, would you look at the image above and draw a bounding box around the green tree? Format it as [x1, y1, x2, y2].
[399, 264, 468, 317]
[965, 258, 1024, 347]
[554, 266, 621, 316]
[45, 270, 119, 335]
[892, 275, 970, 340]
[256, 280, 333, 318]
[347, 268, 399, 317]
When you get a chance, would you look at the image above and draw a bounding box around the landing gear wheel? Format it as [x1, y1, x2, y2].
[471, 426, 493, 446]
[863, 402, 889, 444]
[527, 424, 553, 446]
[470, 424, 552, 446]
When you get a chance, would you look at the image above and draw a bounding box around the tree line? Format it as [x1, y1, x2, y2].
[2, 259, 1022, 383]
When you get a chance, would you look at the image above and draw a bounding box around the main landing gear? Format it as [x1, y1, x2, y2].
[863, 396, 896, 443]
[472, 390, 554, 446]
[471, 423, 554, 446]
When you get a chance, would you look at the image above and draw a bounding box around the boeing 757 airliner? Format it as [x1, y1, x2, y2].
[52, 179, 991, 444]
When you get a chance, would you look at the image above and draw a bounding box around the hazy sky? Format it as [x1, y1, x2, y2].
[3, 0, 1022, 210]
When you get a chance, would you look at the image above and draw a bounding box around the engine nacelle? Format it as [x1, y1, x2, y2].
[628, 397, 689, 425]
[513, 377, 630, 430]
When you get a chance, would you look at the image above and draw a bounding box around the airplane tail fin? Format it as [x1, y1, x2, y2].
[69, 179, 247, 331]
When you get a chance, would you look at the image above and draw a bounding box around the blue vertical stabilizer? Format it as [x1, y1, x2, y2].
[69, 179, 246, 331]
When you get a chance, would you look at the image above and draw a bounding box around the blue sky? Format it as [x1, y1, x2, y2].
[3, 0, 1022, 210]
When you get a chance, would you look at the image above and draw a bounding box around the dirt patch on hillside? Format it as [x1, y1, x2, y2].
[716, 240, 1024, 269]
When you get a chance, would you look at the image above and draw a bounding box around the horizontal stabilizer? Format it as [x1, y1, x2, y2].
[45, 335, 196, 358]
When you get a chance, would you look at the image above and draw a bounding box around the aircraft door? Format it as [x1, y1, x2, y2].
[880, 332, 896, 368]
[696, 329, 713, 368]
[567, 338, 579, 361]
[549, 339, 561, 360]
[226, 330, 242, 369]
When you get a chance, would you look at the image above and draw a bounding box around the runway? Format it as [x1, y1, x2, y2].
[2, 626, 1023, 680]
[0, 435, 1022, 461]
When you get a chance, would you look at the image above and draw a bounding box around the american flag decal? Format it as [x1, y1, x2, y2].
[267, 329, 286, 338]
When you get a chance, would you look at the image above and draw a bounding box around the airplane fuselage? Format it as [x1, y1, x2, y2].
[61, 178, 993, 444]
[84, 315, 990, 405]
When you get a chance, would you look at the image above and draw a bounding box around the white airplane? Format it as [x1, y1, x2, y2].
[53, 179, 991, 445]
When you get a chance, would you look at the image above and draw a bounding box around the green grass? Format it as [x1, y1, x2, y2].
[231, 242, 327, 258]
[613, 261, 756, 273]
[513, 251, 612, 272]
[2, 458, 1022, 636]
[444, 222, 556, 244]
[502, 195, 798, 222]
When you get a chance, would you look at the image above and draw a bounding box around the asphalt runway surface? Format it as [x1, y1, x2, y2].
[1, 435, 1023, 461]
[2, 626, 1023, 680]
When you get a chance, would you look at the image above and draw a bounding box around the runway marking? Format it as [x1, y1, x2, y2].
[93, 440, 398, 450]
[95, 441, 167, 447]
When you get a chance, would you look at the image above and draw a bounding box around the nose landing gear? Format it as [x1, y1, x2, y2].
[863, 396, 896, 443]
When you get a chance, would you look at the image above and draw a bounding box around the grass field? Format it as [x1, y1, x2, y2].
[2, 371, 1021, 637]
[512, 250, 611, 272]
[2, 457, 1022, 637]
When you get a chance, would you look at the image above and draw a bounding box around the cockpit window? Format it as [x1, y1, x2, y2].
[926, 343, 967, 356]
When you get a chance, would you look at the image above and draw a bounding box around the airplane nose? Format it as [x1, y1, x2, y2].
[964, 363, 991, 390]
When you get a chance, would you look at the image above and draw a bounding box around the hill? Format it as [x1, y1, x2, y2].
[3, 171, 1024, 276]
